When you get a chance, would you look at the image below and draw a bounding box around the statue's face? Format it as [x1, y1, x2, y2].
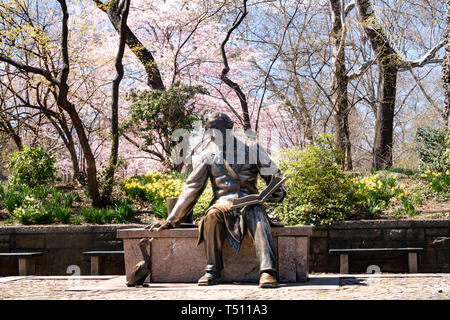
[205, 113, 234, 146]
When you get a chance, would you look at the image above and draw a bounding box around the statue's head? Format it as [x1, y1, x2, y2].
[205, 112, 234, 145]
[205, 112, 234, 131]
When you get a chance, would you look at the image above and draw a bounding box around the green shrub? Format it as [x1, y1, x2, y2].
[101, 208, 116, 224]
[121, 171, 184, 219]
[415, 127, 449, 173]
[41, 188, 75, 224]
[63, 193, 74, 208]
[151, 200, 167, 219]
[0, 184, 4, 209]
[1, 190, 24, 214]
[394, 191, 417, 217]
[33, 185, 53, 200]
[81, 207, 107, 224]
[12, 195, 54, 225]
[114, 199, 136, 223]
[81, 200, 136, 224]
[53, 206, 73, 224]
[124, 83, 206, 170]
[271, 136, 356, 226]
[352, 172, 419, 217]
[71, 216, 83, 224]
[352, 174, 397, 216]
[420, 169, 450, 194]
[7, 145, 56, 188]
[12, 206, 42, 225]
[43, 199, 73, 224]
[0, 184, 77, 224]
[0, 184, 29, 214]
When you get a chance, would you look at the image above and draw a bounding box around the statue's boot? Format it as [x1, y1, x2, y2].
[198, 265, 220, 286]
[259, 272, 278, 288]
[198, 272, 218, 286]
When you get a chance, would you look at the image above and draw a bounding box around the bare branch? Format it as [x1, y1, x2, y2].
[344, 2, 355, 16]
[398, 40, 445, 71]
[220, 0, 251, 130]
[0, 54, 59, 85]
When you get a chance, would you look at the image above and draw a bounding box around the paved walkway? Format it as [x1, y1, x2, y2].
[0, 273, 449, 300]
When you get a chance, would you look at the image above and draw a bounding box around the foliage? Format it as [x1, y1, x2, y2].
[352, 174, 398, 215]
[124, 83, 207, 169]
[81, 207, 113, 224]
[352, 173, 418, 217]
[270, 136, 356, 226]
[0, 184, 27, 214]
[12, 195, 55, 225]
[420, 169, 450, 194]
[415, 127, 450, 173]
[7, 146, 56, 188]
[80, 199, 136, 224]
[43, 189, 78, 224]
[121, 170, 215, 221]
[393, 191, 418, 217]
[114, 199, 136, 223]
[268, 136, 421, 225]
[121, 171, 184, 219]
[193, 183, 213, 221]
[0, 0, 445, 208]
[0, 184, 80, 224]
[384, 167, 416, 176]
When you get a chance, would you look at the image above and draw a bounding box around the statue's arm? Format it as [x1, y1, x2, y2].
[256, 145, 286, 203]
[165, 160, 210, 227]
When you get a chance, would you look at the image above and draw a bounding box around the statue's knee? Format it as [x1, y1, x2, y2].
[204, 208, 224, 223]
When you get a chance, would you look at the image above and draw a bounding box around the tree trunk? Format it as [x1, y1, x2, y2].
[101, 0, 130, 205]
[329, 0, 353, 170]
[373, 60, 398, 169]
[57, 0, 102, 207]
[57, 116, 84, 184]
[94, 0, 165, 91]
[63, 102, 102, 206]
[356, 0, 399, 170]
[443, 1, 450, 127]
[47, 112, 83, 184]
[1, 120, 23, 150]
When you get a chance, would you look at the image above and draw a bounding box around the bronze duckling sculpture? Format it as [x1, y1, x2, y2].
[126, 238, 153, 287]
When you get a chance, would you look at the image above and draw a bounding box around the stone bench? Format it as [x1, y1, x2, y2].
[82, 251, 124, 275]
[329, 248, 424, 273]
[0, 252, 43, 275]
[117, 226, 313, 283]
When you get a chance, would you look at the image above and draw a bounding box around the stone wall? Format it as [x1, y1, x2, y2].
[309, 220, 450, 273]
[0, 225, 141, 276]
[0, 220, 449, 276]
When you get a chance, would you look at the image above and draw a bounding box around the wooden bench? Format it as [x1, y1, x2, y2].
[0, 252, 43, 276]
[329, 248, 424, 274]
[82, 251, 124, 275]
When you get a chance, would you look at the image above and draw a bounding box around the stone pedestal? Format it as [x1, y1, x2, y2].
[117, 226, 313, 283]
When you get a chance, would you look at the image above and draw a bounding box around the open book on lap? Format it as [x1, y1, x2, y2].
[229, 175, 288, 210]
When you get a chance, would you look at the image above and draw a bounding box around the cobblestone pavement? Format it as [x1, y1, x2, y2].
[0, 274, 449, 300]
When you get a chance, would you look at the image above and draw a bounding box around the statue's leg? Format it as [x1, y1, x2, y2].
[198, 208, 226, 285]
[245, 205, 278, 287]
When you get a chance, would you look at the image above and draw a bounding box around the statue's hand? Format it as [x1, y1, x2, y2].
[267, 185, 287, 203]
[144, 221, 173, 231]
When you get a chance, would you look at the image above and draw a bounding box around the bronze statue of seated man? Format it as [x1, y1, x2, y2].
[147, 112, 286, 288]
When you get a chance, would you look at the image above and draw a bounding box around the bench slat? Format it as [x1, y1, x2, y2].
[0, 252, 43, 258]
[82, 251, 124, 257]
[329, 248, 423, 254]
